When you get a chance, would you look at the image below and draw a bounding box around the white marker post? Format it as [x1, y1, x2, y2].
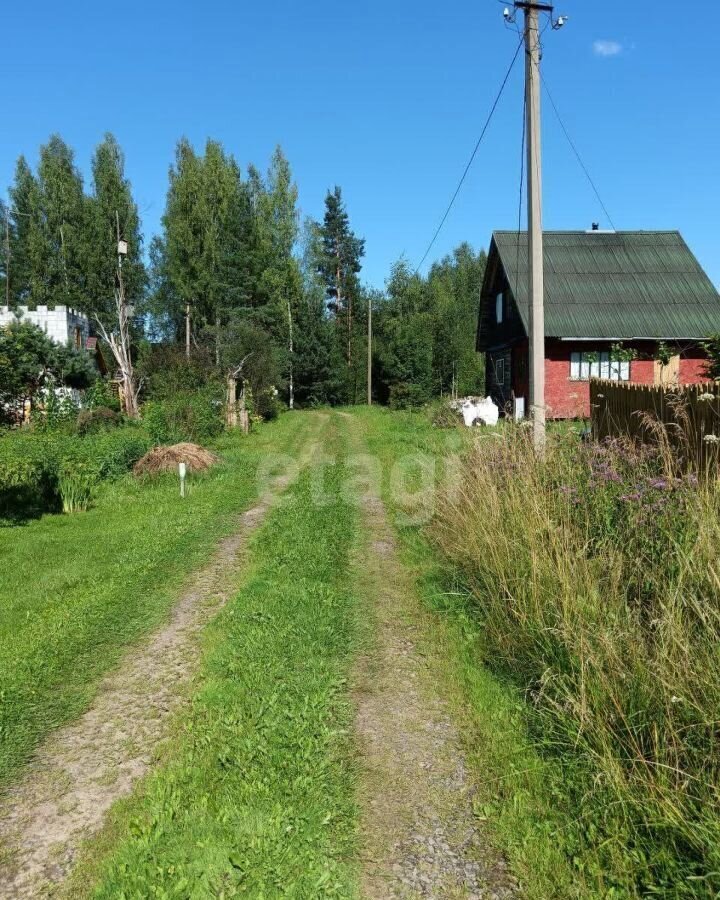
[179, 462, 187, 498]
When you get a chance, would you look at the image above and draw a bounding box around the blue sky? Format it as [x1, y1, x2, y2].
[2, 0, 718, 288]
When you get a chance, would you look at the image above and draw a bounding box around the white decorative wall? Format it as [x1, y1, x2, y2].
[0, 305, 90, 348]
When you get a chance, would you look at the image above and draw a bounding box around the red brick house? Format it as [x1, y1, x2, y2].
[476, 231, 720, 419]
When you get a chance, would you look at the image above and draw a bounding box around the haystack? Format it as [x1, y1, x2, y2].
[133, 443, 219, 476]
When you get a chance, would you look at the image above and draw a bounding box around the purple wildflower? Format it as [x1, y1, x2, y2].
[648, 477, 669, 490]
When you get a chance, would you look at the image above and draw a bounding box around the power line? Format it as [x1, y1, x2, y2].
[540, 74, 617, 231]
[414, 35, 524, 274]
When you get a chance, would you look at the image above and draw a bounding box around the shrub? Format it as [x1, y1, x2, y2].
[388, 382, 428, 410]
[142, 390, 224, 445]
[433, 427, 720, 895]
[0, 428, 152, 522]
[76, 407, 121, 435]
[252, 388, 281, 422]
[137, 344, 218, 401]
[84, 379, 121, 413]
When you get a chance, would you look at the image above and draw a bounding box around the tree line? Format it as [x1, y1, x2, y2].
[0, 133, 486, 412]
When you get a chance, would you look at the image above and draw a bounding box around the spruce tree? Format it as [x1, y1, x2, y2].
[316, 186, 365, 379]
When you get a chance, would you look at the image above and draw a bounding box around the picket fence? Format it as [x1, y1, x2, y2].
[589, 379, 720, 469]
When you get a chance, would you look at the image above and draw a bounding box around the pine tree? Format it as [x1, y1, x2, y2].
[316, 187, 365, 371]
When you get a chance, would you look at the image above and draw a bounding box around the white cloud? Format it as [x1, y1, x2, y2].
[593, 39, 623, 57]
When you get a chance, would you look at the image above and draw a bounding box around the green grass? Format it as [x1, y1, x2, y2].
[0, 413, 312, 784]
[72, 415, 360, 898]
[354, 405, 584, 899]
[413, 407, 720, 896]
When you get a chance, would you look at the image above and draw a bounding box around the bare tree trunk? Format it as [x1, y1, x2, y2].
[347, 292, 352, 367]
[226, 355, 253, 434]
[238, 384, 249, 435]
[287, 294, 294, 410]
[225, 373, 238, 427]
[185, 303, 191, 359]
[336, 258, 351, 366]
[96, 221, 140, 420]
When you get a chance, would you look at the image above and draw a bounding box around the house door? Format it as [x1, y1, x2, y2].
[654, 355, 680, 385]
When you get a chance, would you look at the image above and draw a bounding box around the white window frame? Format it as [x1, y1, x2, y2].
[495, 292, 504, 324]
[494, 357, 505, 386]
[570, 350, 630, 382]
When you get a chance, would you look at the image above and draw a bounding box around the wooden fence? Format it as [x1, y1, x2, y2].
[589, 379, 720, 469]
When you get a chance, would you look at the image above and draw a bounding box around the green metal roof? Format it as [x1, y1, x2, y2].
[492, 230, 720, 338]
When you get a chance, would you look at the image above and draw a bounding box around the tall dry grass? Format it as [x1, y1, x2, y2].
[433, 424, 720, 896]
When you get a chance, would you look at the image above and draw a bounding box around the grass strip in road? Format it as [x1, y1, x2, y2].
[0, 413, 312, 784]
[77, 419, 360, 898]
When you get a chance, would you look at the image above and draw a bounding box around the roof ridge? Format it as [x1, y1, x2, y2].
[492, 229, 683, 236]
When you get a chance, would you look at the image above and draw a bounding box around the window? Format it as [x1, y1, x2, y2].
[493, 357, 505, 385]
[570, 350, 630, 382]
[495, 292, 504, 324]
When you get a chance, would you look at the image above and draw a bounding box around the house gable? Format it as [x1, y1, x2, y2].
[483, 230, 720, 341]
[476, 236, 527, 352]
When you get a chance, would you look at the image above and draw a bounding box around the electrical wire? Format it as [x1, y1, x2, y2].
[540, 73, 618, 231]
[414, 35, 524, 274]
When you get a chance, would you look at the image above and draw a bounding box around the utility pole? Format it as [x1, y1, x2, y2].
[367, 293, 372, 405]
[518, 1, 550, 452]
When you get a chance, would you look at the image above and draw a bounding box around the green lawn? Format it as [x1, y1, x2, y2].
[74, 414, 360, 898]
[0, 412, 312, 784]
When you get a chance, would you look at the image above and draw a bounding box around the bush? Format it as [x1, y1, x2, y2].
[433, 427, 720, 894]
[388, 382, 428, 410]
[0, 428, 152, 522]
[76, 407, 121, 435]
[84, 379, 121, 413]
[142, 390, 224, 445]
[252, 388, 282, 422]
[137, 344, 218, 401]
